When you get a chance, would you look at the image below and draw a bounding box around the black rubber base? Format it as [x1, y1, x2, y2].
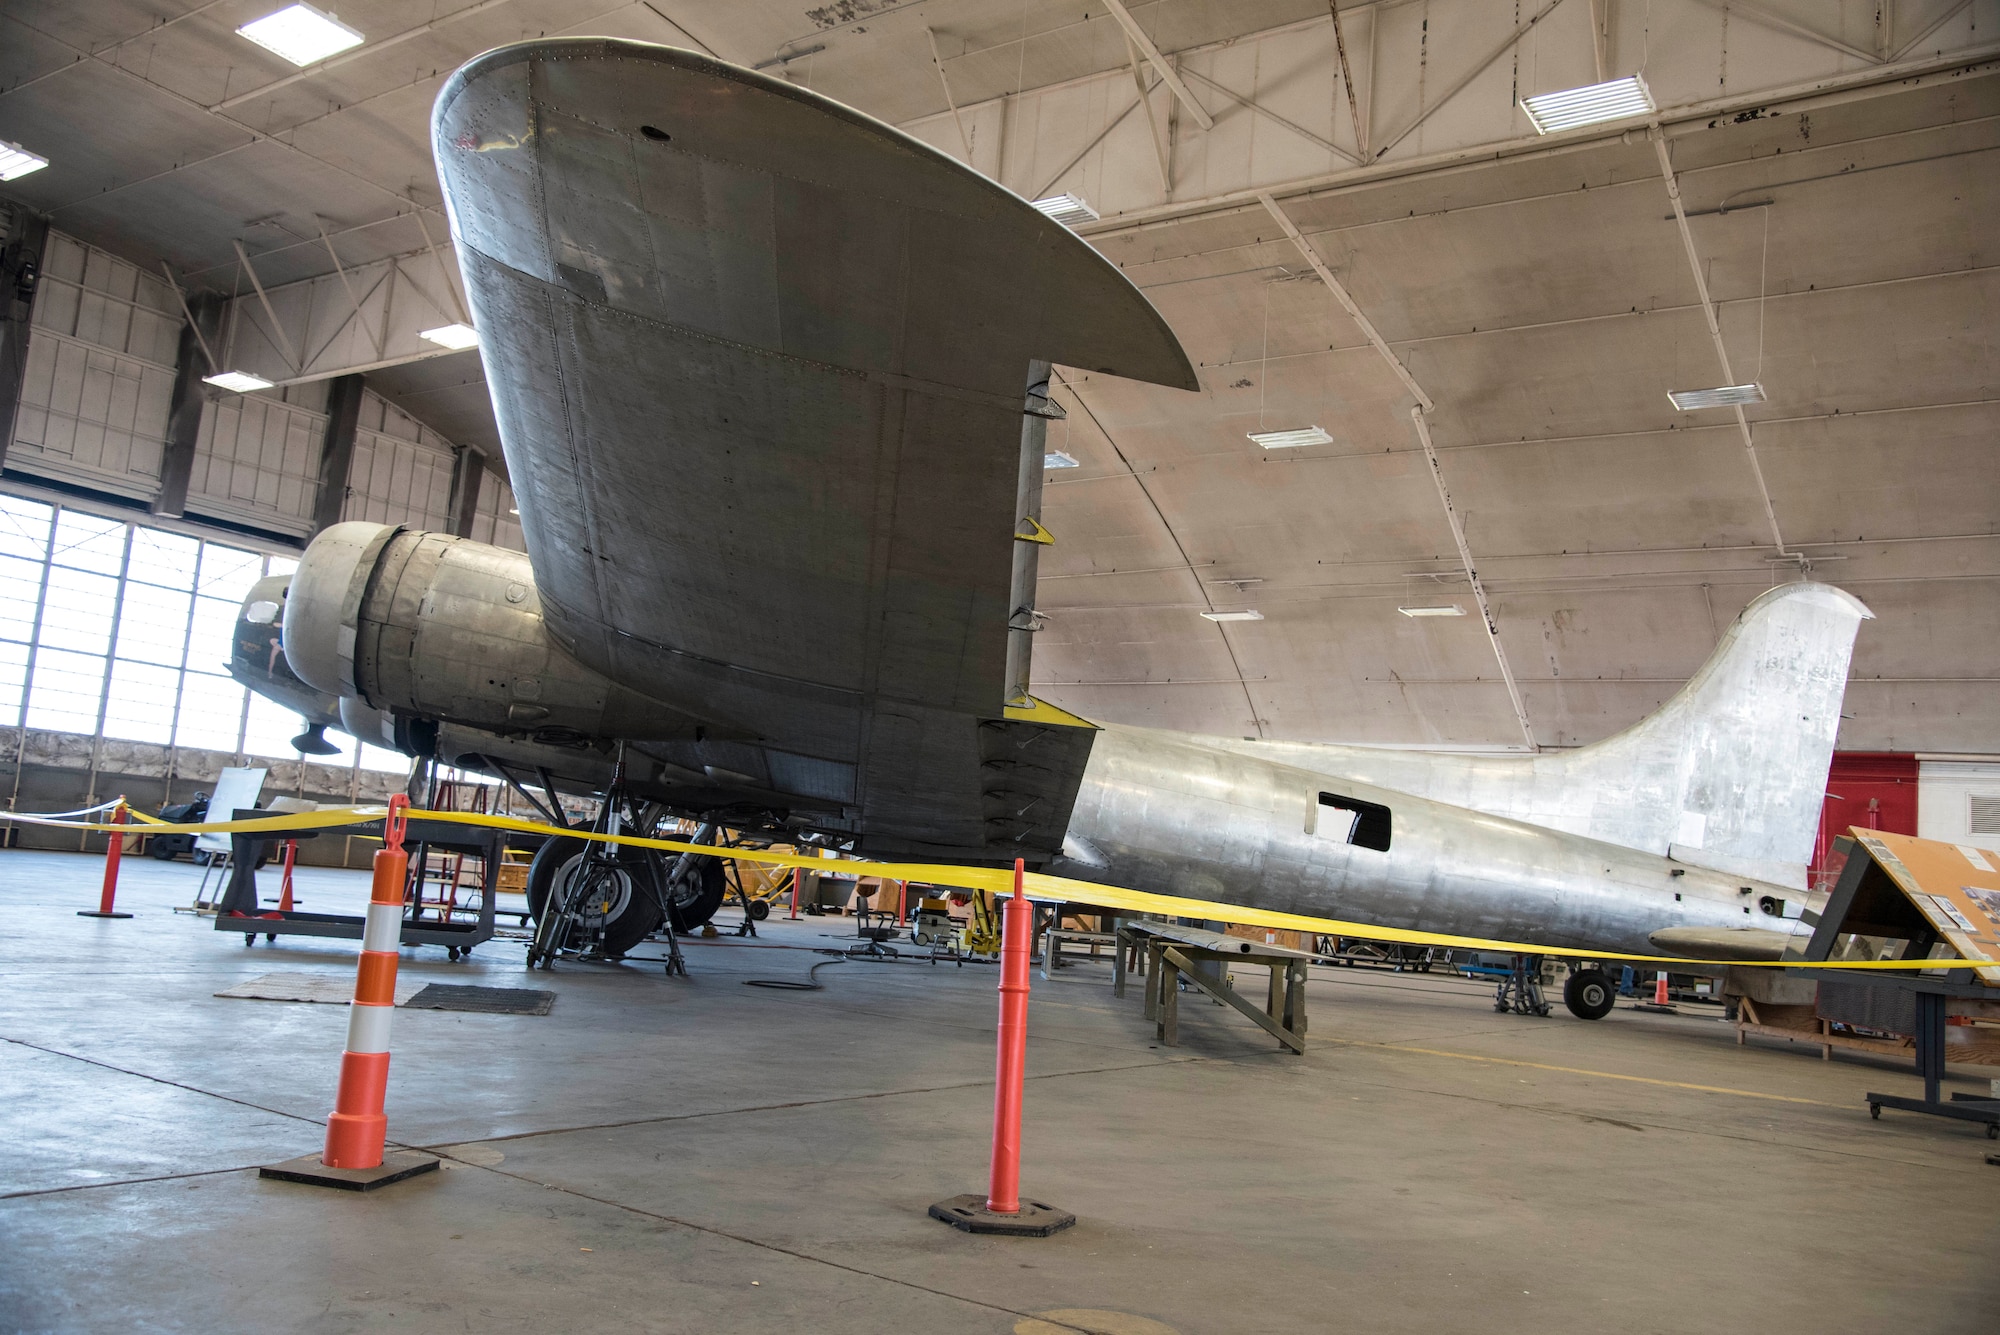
[929, 1193, 1076, 1236]
[260, 1150, 441, 1191]
[77, 910, 134, 919]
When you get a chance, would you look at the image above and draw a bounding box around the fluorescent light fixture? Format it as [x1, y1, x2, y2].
[1202, 610, 1264, 622]
[1667, 383, 1766, 411]
[507, 507, 519, 515]
[203, 370, 275, 393]
[1521, 75, 1654, 134]
[0, 140, 49, 182]
[1043, 450, 1079, 469]
[1248, 426, 1334, 450]
[237, 4, 365, 67]
[1031, 194, 1099, 227]
[1398, 604, 1466, 618]
[419, 322, 479, 350]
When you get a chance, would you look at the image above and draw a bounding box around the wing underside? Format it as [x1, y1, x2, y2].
[433, 39, 1194, 857]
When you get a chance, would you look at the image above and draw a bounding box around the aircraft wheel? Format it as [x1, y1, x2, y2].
[665, 856, 726, 932]
[1563, 968, 1616, 1020]
[526, 836, 663, 957]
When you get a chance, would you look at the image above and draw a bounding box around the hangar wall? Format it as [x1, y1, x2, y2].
[0, 226, 523, 551]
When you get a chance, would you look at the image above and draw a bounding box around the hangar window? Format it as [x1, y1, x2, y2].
[0, 496, 412, 771]
[1314, 792, 1392, 853]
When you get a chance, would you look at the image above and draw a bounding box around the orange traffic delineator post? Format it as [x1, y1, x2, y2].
[788, 866, 801, 920]
[277, 839, 299, 913]
[1654, 972, 1672, 1006]
[78, 798, 133, 919]
[261, 795, 439, 1192]
[929, 858, 1074, 1236]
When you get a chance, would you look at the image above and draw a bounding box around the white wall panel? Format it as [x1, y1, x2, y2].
[187, 384, 324, 537]
[343, 391, 456, 531]
[466, 468, 525, 552]
[6, 232, 179, 500]
[1919, 760, 2000, 852]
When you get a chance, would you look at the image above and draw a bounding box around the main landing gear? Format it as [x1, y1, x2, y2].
[1562, 967, 1617, 1020]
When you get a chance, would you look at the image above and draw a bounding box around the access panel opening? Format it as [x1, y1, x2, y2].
[1316, 792, 1392, 852]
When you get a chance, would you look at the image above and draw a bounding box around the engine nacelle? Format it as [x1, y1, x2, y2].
[282, 522, 699, 747]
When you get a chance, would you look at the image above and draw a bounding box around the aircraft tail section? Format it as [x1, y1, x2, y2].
[1539, 582, 1871, 886]
[1213, 581, 1872, 891]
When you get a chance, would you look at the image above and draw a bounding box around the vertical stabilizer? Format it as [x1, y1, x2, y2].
[1537, 583, 1872, 886]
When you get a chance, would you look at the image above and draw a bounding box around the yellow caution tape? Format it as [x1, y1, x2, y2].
[8, 803, 1984, 973]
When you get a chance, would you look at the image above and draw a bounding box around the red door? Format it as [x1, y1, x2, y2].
[1812, 753, 1918, 891]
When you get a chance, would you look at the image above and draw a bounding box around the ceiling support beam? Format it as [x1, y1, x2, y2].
[1328, 2, 1369, 158]
[1260, 192, 1531, 749]
[1256, 194, 1432, 411]
[1181, 66, 1362, 165]
[1126, 36, 1174, 192]
[1410, 407, 1536, 750]
[232, 240, 300, 374]
[210, 0, 522, 111]
[1895, 0, 1973, 59]
[1101, 0, 1214, 130]
[1377, 0, 1568, 158]
[4, 12, 437, 228]
[1684, 0, 1883, 65]
[925, 27, 975, 163]
[1032, 89, 1147, 200]
[1588, 0, 1612, 82]
[317, 223, 383, 362]
[1649, 128, 1806, 568]
[413, 214, 471, 326]
[1080, 44, 2000, 239]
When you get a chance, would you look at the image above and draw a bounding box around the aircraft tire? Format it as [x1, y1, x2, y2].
[527, 836, 663, 957]
[1563, 968, 1616, 1020]
[665, 857, 726, 932]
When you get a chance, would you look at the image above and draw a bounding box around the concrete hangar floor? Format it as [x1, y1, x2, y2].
[3, 849, 1995, 1335]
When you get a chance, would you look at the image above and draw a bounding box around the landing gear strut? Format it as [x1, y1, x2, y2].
[524, 749, 689, 976]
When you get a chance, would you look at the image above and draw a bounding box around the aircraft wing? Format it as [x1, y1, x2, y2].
[432, 39, 1194, 857]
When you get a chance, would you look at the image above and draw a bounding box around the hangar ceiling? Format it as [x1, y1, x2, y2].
[1, 0, 1995, 755]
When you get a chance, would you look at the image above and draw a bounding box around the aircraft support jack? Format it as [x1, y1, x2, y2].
[1494, 954, 1551, 1016]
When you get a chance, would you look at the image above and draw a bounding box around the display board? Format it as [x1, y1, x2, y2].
[194, 766, 267, 855]
[1849, 830, 2000, 985]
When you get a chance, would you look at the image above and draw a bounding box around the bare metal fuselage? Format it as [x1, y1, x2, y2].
[1052, 724, 1799, 959]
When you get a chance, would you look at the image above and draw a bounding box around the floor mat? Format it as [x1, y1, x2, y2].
[401, 984, 555, 1015]
[215, 972, 426, 1005]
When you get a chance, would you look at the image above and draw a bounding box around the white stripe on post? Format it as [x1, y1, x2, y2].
[345, 1000, 395, 1054]
[362, 901, 403, 952]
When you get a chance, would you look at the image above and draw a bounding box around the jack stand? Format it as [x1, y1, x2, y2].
[646, 913, 688, 976]
[1494, 953, 1551, 1016]
[723, 847, 759, 938]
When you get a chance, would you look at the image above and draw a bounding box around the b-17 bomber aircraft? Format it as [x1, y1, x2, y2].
[230, 39, 1871, 1017]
